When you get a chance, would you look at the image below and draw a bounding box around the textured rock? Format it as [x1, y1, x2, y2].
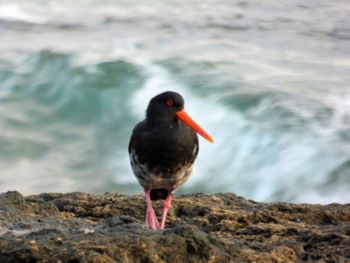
[0, 191, 349, 262]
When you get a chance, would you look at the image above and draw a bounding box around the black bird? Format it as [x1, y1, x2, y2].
[128, 91, 213, 229]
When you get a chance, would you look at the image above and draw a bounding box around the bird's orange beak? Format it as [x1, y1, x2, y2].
[176, 109, 214, 143]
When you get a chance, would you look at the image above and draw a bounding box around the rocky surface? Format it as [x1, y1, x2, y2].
[0, 191, 349, 262]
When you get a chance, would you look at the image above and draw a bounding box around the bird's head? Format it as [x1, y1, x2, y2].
[146, 91, 214, 143]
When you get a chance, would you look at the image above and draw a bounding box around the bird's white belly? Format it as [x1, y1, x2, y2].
[129, 151, 194, 191]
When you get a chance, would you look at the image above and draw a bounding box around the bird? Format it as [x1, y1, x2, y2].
[128, 91, 214, 230]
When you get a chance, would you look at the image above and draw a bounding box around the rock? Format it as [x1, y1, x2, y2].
[0, 191, 349, 262]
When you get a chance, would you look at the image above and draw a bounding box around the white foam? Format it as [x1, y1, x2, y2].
[124, 61, 350, 204]
[0, 4, 46, 24]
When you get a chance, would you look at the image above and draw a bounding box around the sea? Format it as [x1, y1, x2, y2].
[0, 0, 349, 204]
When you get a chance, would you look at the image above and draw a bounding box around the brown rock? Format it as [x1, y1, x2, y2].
[0, 191, 349, 262]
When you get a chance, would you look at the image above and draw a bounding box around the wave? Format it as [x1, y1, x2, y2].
[0, 50, 349, 204]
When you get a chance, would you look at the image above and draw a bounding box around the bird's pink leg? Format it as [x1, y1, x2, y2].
[144, 188, 159, 230]
[160, 194, 172, 229]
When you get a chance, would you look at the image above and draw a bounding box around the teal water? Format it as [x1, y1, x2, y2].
[0, 1, 349, 203]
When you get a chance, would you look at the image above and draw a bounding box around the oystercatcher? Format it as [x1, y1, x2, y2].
[129, 91, 213, 229]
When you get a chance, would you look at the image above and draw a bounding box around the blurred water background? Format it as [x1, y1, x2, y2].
[0, 0, 349, 203]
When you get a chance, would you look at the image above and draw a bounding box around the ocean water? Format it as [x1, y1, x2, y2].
[0, 0, 349, 204]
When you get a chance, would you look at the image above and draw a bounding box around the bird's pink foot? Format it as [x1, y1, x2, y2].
[145, 205, 159, 230]
[160, 194, 172, 229]
[144, 188, 159, 230]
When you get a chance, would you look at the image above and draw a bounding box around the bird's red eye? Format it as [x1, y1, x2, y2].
[166, 99, 174, 106]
